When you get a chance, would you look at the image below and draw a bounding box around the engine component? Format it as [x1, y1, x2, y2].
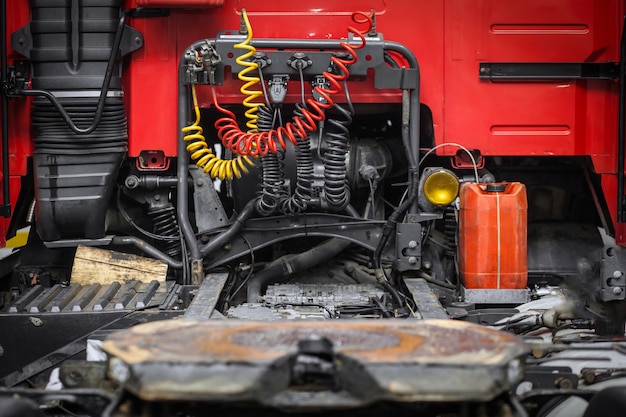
[226, 303, 332, 320]
[264, 283, 385, 309]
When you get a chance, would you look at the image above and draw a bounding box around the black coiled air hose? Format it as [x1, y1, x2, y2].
[256, 105, 286, 216]
[281, 103, 315, 215]
[323, 103, 352, 211]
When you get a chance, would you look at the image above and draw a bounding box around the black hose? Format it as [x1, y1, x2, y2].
[281, 103, 314, 214]
[246, 237, 352, 303]
[256, 105, 285, 216]
[323, 103, 352, 211]
[199, 199, 256, 256]
[246, 205, 360, 303]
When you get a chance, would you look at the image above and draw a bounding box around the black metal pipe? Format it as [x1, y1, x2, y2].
[384, 41, 421, 213]
[246, 237, 351, 303]
[199, 199, 256, 256]
[0, 0, 11, 217]
[246, 205, 359, 302]
[618, 15, 626, 222]
[177, 43, 205, 266]
[112, 236, 183, 269]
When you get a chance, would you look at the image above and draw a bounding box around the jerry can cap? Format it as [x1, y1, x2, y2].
[486, 183, 507, 193]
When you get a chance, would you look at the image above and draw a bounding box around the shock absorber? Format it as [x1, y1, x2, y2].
[148, 203, 182, 258]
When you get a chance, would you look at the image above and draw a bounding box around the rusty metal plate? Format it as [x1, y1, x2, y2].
[103, 319, 528, 407]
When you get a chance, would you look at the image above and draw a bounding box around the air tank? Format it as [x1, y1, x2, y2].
[459, 182, 528, 289]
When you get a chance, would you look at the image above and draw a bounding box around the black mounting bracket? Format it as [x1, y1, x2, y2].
[479, 62, 619, 81]
[209, 35, 418, 90]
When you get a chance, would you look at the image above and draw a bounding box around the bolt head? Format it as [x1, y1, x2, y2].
[613, 287, 623, 295]
[408, 256, 418, 265]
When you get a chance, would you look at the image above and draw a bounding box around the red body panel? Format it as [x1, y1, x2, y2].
[2, 0, 625, 241]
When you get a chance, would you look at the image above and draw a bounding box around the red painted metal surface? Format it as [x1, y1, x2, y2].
[2, 0, 625, 243]
[136, 0, 223, 7]
[3, 0, 33, 243]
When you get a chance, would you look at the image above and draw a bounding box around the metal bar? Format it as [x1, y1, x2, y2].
[8, 285, 44, 313]
[135, 280, 160, 308]
[113, 281, 140, 310]
[402, 278, 449, 320]
[50, 285, 83, 313]
[479, 62, 618, 80]
[178, 42, 205, 284]
[183, 272, 229, 320]
[72, 283, 102, 311]
[385, 41, 421, 214]
[93, 282, 120, 311]
[617, 16, 626, 223]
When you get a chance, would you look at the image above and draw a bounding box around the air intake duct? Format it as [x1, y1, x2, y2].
[12, 0, 142, 240]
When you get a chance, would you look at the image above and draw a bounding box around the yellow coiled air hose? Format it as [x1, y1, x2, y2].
[235, 9, 264, 132]
[183, 84, 254, 180]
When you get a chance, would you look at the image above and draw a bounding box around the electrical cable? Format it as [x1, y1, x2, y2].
[212, 11, 373, 157]
[183, 84, 254, 180]
[420, 142, 480, 183]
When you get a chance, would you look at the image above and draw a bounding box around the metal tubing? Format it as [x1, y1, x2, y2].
[246, 238, 352, 303]
[384, 41, 421, 213]
[112, 236, 183, 269]
[177, 44, 205, 265]
[199, 199, 256, 256]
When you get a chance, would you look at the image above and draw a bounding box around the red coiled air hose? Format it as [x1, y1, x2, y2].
[212, 11, 373, 157]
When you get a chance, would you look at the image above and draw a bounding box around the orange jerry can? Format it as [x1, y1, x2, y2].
[459, 182, 528, 289]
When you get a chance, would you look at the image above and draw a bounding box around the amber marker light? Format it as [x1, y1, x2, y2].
[423, 169, 460, 206]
